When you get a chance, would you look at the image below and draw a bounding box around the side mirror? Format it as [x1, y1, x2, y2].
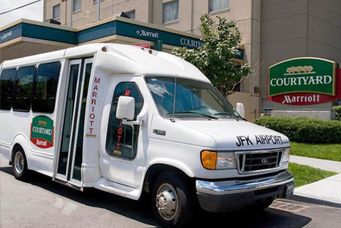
[116, 96, 135, 120]
[236, 103, 245, 119]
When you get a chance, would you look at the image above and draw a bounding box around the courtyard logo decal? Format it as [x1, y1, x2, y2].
[268, 57, 341, 105]
[30, 116, 54, 149]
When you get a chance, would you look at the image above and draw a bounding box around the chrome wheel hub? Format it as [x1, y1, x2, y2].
[156, 183, 178, 221]
[14, 152, 24, 174]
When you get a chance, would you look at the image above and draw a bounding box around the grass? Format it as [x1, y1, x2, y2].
[291, 142, 341, 162]
[288, 163, 337, 187]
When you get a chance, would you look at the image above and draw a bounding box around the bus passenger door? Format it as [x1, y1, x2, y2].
[54, 58, 93, 188]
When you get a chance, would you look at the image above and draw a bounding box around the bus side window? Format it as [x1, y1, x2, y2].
[0, 68, 16, 110]
[32, 62, 61, 113]
[105, 82, 144, 159]
[13, 66, 35, 112]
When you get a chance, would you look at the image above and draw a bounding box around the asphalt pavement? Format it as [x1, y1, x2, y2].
[1, 155, 341, 228]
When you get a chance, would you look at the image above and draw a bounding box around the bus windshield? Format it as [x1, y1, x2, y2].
[145, 76, 240, 119]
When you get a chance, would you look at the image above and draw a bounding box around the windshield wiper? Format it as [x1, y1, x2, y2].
[213, 112, 246, 121]
[213, 112, 234, 116]
[172, 111, 218, 119]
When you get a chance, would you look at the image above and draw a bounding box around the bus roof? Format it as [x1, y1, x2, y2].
[1, 43, 210, 83]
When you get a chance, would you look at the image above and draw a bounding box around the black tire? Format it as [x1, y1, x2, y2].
[12, 147, 29, 180]
[151, 172, 194, 228]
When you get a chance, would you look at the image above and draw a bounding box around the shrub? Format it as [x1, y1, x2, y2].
[255, 116, 341, 144]
[332, 106, 341, 120]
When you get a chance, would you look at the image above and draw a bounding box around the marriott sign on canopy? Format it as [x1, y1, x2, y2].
[268, 57, 341, 105]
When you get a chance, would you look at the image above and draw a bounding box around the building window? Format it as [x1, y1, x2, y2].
[209, 0, 229, 13]
[162, 0, 179, 24]
[32, 62, 61, 113]
[93, 0, 104, 5]
[125, 10, 136, 19]
[13, 66, 35, 112]
[0, 68, 16, 110]
[72, 0, 81, 12]
[52, 4, 60, 21]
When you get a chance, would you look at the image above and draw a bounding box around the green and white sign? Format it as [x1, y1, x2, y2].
[30, 115, 54, 149]
[269, 57, 336, 96]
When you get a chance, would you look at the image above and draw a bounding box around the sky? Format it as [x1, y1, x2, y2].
[0, 0, 43, 28]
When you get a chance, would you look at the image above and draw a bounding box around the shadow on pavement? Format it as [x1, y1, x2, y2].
[0, 166, 312, 227]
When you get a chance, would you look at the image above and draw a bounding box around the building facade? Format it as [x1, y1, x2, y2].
[43, 0, 261, 120]
[260, 0, 341, 118]
[43, 0, 341, 119]
[1, 0, 340, 120]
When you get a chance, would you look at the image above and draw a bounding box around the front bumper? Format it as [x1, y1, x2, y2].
[196, 170, 294, 212]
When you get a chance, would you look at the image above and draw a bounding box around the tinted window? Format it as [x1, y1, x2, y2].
[32, 62, 61, 113]
[145, 77, 238, 119]
[13, 66, 35, 112]
[106, 82, 143, 159]
[0, 68, 16, 110]
[73, 62, 93, 181]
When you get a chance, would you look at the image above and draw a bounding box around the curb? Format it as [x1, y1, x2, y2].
[289, 194, 341, 208]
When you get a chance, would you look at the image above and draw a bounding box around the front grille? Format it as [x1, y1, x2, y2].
[238, 150, 282, 173]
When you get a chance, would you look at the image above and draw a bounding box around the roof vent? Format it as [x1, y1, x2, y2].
[120, 12, 130, 19]
[46, 19, 61, 25]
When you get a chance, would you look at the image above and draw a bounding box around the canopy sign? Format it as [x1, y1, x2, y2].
[268, 57, 341, 105]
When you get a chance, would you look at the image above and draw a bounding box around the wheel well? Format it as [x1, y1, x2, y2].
[11, 144, 24, 163]
[143, 164, 193, 194]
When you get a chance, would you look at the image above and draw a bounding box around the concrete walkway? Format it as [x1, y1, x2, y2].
[290, 155, 341, 173]
[289, 155, 341, 206]
[294, 174, 341, 205]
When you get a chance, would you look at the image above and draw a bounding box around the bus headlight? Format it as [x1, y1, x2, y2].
[282, 148, 290, 163]
[201, 151, 236, 170]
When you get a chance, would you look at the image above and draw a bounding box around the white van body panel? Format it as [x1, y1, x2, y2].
[0, 43, 292, 205]
[95, 45, 210, 82]
[176, 120, 289, 150]
[2, 51, 65, 69]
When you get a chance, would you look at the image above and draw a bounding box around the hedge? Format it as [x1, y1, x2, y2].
[255, 116, 341, 144]
[333, 106, 341, 120]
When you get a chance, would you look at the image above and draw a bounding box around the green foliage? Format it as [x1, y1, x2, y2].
[332, 106, 341, 120]
[172, 14, 250, 96]
[255, 116, 341, 144]
[288, 163, 336, 187]
[291, 143, 341, 162]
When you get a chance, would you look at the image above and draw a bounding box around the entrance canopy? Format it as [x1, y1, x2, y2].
[0, 17, 203, 62]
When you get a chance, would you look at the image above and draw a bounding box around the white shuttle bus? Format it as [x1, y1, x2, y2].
[0, 44, 294, 227]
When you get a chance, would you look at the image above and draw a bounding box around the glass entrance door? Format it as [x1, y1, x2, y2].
[55, 58, 93, 186]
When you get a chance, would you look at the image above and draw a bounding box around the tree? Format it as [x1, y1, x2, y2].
[172, 14, 250, 96]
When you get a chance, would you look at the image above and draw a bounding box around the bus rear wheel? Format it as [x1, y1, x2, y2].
[12, 148, 28, 180]
[151, 172, 194, 228]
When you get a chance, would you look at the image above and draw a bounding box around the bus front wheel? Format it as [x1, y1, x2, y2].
[151, 172, 194, 228]
[12, 148, 28, 180]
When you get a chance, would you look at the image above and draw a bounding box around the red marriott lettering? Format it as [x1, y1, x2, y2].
[88, 77, 100, 134]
